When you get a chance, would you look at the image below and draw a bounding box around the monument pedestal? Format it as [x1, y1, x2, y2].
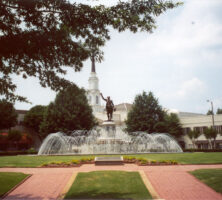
[95, 156, 124, 165]
[101, 120, 116, 138]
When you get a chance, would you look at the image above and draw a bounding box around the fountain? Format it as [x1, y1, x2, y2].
[38, 121, 183, 155]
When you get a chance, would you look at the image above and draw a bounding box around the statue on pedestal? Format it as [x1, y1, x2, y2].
[100, 93, 115, 121]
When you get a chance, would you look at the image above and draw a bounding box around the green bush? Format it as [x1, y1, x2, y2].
[139, 159, 148, 165]
[27, 148, 36, 153]
[137, 158, 147, 162]
[159, 160, 169, 164]
[41, 163, 49, 167]
[63, 161, 71, 166]
[137, 158, 148, 164]
[171, 160, 178, 165]
[123, 156, 137, 161]
[150, 160, 157, 164]
[71, 160, 80, 165]
[8, 130, 22, 141]
[50, 161, 62, 165]
[80, 157, 95, 163]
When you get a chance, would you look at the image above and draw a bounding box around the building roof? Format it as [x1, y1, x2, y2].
[177, 112, 204, 118]
[115, 103, 132, 112]
[16, 110, 28, 114]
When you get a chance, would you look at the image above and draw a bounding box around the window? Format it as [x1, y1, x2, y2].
[214, 125, 222, 134]
[96, 95, 99, 104]
[193, 126, 207, 134]
[183, 127, 191, 134]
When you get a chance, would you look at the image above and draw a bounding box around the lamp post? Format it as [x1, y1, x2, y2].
[207, 100, 215, 128]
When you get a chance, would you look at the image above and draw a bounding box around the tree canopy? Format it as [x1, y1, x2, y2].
[216, 108, 222, 114]
[125, 91, 165, 133]
[23, 105, 47, 139]
[203, 127, 218, 149]
[0, 0, 181, 102]
[0, 99, 17, 130]
[187, 130, 201, 148]
[8, 129, 22, 142]
[125, 91, 183, 138]
[40, 84, 96, 137]
[155, 113, 183, 138]
[207, 110, 213, 115]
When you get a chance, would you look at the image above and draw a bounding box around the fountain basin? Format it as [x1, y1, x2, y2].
[95, 156, 124, 165]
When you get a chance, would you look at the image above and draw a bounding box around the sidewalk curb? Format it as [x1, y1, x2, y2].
[58, 172, 78, 199]
[139, 170, 162, 200]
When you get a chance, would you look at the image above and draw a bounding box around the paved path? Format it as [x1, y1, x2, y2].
[1, 164, 222, 200]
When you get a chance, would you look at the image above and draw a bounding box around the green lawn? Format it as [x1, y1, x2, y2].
[190, 169, 222, 194]
[65, 171, 152, 199]
[0, 152, 222, 167]
[0, 172, 29, 197]
[129, 152, 222, 164]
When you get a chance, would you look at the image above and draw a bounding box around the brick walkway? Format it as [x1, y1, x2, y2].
[1, 164, 222, 200]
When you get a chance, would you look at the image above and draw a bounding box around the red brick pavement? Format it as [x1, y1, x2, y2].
[1, 164, 222, 200]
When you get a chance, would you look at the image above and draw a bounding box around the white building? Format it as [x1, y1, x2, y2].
[179, 112, 222, 149]
[87, 61, 222, 149]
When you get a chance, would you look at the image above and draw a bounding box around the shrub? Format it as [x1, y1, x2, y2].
[171, 160, 178, 165]
[27, 148, 36, 153]
[63, 161, 71, 166]
[150, 160, 157, 164]
[41, 163, 49, 167]
[50, 161, 62, 165]
[123, 156, 137, 161]
[139, 159, 148, 165]
[80, 158, 87, 162]
[137, 158, 148, 165]
[86, 156, 95, 161]
[137, 158, 147, 162]
[71, 160, 80, 165]
[8, 130, 22, 141]
[159, 160, 170, 164]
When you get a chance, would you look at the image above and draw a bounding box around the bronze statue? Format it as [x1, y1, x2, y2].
[100, 93, 115, 121]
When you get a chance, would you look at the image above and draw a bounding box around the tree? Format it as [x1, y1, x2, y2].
[0, 0, 181, 102]
[187, 130, 201, 149]
[23, 105, 47, 140]
[207, 110, 213, 115]
[203, 127, 218, 149]
[0, 99, 17, 130]
[164, 113, 183, 138]
[8, 129, 22, 142]
[7, 129, 23, 150]
[125, 91, 165, 133]
[40, 84, 96, 137]
[154, 113, 183, 138]
[216, 108, 222, 114]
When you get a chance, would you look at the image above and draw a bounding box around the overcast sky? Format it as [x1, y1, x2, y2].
[14, 0, 222, 114]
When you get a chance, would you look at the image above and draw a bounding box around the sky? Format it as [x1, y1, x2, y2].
[14, 0, 222, 114]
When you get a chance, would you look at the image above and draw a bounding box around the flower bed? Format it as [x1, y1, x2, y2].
[39, 156, 178, 167]
[123, 156, 178, 166]
[40, 157, 95, 167]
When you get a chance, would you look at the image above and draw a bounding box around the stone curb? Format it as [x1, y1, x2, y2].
[139, 170, 163, 200]
[1, 174, 32, 199]
[58, 172, 78, 200]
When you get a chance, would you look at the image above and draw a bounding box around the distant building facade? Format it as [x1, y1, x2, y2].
[179, 113, 222, 149]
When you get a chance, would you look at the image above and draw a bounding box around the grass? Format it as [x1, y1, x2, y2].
[0, 172, 29, 197]
[0, 152, 222, 167]
[190, 169, 222, 194]
[128, 152, 222, 164]
[64, 171, 152, 199]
